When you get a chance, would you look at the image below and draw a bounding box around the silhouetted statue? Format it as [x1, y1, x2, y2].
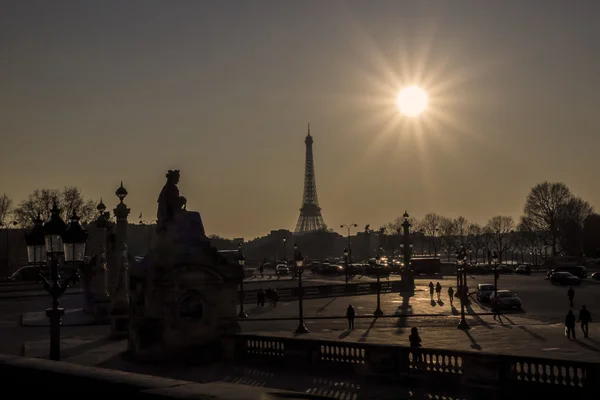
[364, 224, 370, 233]
[157, 170, 187, 233]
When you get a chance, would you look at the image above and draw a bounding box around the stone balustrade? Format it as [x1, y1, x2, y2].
[225, 333, 600, 397]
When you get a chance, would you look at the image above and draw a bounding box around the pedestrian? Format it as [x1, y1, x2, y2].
[491, 296, 501, 321]
[259, 263, 264, 278]
[579, 305, 592, 338]
[435, 282, 442, 301]
[568, 287, 575, 308]
[271, 288, 279, 308]
[346, 304, 356, 330]
[428, 281, 434, 300]
[409, 327, 422, 347]
[257, 289, 265, 307]
[565, 309, 576, 340]
[448, 286, 454, 306]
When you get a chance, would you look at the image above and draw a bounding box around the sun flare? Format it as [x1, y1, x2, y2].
[396, 86, 428, 117]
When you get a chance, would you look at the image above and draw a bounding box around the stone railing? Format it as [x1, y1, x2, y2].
[226, 334, 600, 397]
[240, 281, 404, 303]
[0, 353, 327, 398]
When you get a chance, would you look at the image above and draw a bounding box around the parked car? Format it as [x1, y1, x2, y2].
[275, 264, 290, 276]
[476, 283, 495, 302]
[592, 272, 600, 281]
[515, 265, 531, 275]
[549, 271, 581, 286]
[546, 265, 587, 279]
[496, 265, 515, 274]
[489, 290, 522, 309]
[8, 266, 42, 282]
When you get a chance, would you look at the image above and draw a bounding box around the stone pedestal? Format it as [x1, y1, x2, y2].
[128, 211, 243, 361]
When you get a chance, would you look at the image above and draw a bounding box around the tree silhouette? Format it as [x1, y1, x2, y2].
[12, 187, 96, 227]
[484, 215, 515, 262]
[0, 194, 12, 226]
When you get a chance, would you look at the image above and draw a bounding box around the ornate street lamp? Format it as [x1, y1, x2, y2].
[492, 251, 500, 298]
[41, 201, 86, 361]
[456, 245, 469, 330]
[295, 248, 308, 334]
[237, 243, 247, 318]
[25, 215, 47, 267]
[340, 223, 358, 263]
[343, 248, 349, 284]
[373, 253, 384, 317]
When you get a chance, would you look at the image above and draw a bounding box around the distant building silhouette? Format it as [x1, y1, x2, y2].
[295, 124, 327, 233]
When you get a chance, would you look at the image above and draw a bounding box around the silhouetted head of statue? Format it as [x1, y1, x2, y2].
[166, 170, 180, 185]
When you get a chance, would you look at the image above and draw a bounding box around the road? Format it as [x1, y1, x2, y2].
[0, 273, 598, 359]
[462, 272, 600, 324]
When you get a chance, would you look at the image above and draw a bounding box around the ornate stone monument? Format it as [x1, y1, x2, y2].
[128, 170, 243, 361]
[110, 182, 131, 336]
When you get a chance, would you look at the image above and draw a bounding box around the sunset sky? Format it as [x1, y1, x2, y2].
[2, 0, 599, 239]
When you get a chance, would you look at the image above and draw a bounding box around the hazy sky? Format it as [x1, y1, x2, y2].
[2, 0, 600, 239]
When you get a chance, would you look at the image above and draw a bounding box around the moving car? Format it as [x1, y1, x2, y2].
[549, 271, 581, 286]
[591, 272, 600, 281]
[8, 266, 42, 282]
[489, 290, 522, 309]
[476, 283, 495, 302]
[515, 265, 531, 275]
[546, 265, 587, 279]
[275, 264, 290, 276]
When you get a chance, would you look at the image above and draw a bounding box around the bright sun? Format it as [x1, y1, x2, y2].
[396, 86, 428, 117]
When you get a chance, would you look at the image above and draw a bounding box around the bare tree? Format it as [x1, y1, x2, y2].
[467, 223, 486, 263]
[439, 217, 458, 261]
[556, 196, 594, 256]
[418, 213, 443, 256]
[0, 194, 12, 226]
[522, 182, 573, 257]
[484, 216, 515, 262]
[453, 216, 469, 245]
[12, 187, 97, 227]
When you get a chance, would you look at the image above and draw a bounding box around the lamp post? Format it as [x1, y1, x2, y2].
[293, 242, 298, 279]
[2, 220, 17, 278]
[295, 247, 308, 334]
[282, 236, 287, 264]
[37, 201, 87, 361]
[492, 251, 499, 298]
[456, 246, 469, 330]
[343, 248, 349, 284]
[374, 254, 384, 316]
[340, 223, 358, 263]
[237, 243, 247, 318]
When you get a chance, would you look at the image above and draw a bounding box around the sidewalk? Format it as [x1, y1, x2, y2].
[0, 288, 83, 299]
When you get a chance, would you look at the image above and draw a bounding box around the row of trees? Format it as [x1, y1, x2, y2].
[382, 182, 599, 261]
[0, 188, 97, 228]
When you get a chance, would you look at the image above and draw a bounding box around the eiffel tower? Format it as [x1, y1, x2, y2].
[295, 124, 327, 233]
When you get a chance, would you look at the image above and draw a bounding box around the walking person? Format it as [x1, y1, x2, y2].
[435, 282, 442, 301]
[579, 305, 592, 338]
[259, 263, 264, 278]
[409, 327, 423, 365]
[568, 286, 575, 308]
[565, 309, 576, 340]
[491, 295, 501, 321]
[271, 288, 279, 308]
[257, 289, 265, 307]
[448, 286, 454, 307]
[428, 281, 435, 300]
[346, 304, 356, 330]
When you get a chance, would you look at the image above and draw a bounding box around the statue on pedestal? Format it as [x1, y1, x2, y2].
[157, 170, 187, 233]
[129, 169, 243, 361]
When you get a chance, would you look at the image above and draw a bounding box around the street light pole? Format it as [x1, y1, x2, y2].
[35, 202, 88, 361]
[456, 245, 469, 330]
[237, 243, 247, 318]
[340, 223, 358, 263]
[282, 236, 287, 264]
[343, 248, 349, 284]
[492, 251, 499, 298]
[295, 247, 308, 334]
[374, 253, 384, 316]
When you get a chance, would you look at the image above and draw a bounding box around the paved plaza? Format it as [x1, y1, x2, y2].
[1, 273, 599, 399]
